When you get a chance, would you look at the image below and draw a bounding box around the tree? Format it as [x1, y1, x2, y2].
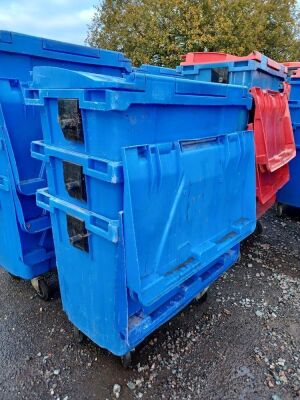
[86, 0, 300, 67]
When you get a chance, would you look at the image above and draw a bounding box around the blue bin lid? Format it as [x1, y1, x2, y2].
[0, 30, 132, 71]
[178, 51, 286, 81]
[28, 66, 252, 109]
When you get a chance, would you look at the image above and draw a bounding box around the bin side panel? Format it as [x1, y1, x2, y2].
[122, 131, 255, 306]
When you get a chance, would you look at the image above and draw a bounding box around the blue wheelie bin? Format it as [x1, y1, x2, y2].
[25, 66, 256, 359]
[0, 30, 131, 298]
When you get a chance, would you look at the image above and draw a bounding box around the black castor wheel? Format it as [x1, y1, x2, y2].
[121, 351, 133, 368]
[31, 277, 50, 301]
[195, 287, 209, 304]
[276, 202, 283, 217]
[255, 220, 263, 235]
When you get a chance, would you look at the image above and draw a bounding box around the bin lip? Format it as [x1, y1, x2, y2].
[0, 30, 132, 70]
[181, 51, 262, 65]
[180, 51, 285, 72]
[283, 61, 300, 68]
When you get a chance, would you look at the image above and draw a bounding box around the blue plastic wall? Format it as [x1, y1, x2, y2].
[288, 76, 300, 102]
[177, 56, 286, 91]
[0, 31, 132, 279]
[35, 129, 255, 355]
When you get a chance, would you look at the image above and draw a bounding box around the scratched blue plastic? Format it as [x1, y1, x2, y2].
[177, 55, 286, 91]
[277, 73, 300, 207]
[35, 128, 255, 355]
[26, 66, 252, 161]
[0, 31, 131, 279]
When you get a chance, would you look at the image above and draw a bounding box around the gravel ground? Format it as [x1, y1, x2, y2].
[0, 207, 299, 400]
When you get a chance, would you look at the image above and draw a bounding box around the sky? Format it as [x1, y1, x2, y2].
[0, 0, 97, 45]
[0, 0, 299, 46]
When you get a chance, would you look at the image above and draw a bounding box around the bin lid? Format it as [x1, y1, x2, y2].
[181, 51, 261, 65]
[0, 30, 132, 71]
[29, 66, 252, 110]
[181, 51, 286, 74]
[283, 62, 300, 69]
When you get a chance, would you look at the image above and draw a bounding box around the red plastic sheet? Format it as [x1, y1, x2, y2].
[256, 163, 290, 204]
[256, 196, 276, 219]
[256, 164, 290, 218]
[250, 83, 295, 173]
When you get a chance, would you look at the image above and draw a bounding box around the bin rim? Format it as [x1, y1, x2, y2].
[181, 51, 285, 74]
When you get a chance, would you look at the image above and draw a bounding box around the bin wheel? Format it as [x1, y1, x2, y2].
[73, 326, 85, 344]
[195, 287, 209, 304]
[8, 272, 21, 281]
[276, 203, 283, 217]
[255, 220, 263, 235]
[31, 277, 50, 301]
[121, 351, 133, 368]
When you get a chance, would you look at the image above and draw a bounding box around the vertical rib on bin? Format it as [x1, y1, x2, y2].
[0, 31, 132, 280]
[179, 51, 294, 219]
[27, 66, 256, 356]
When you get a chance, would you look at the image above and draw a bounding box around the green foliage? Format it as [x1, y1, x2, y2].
[86, 0, 300, 67]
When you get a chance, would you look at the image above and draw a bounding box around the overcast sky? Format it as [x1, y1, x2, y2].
[0, 0, 299, 46]
[0, 0, 96, 45]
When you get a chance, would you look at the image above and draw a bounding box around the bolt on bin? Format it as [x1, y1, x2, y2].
[26, 66, 256, 360]
[277, 69, 300, 215]
[0, 30, 132, 299]
[179, 51, 295, 230]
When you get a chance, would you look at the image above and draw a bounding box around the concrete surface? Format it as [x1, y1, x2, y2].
[0, 207, 299, 400]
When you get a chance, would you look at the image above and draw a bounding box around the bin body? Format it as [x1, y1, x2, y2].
[0, 31, 131, 279]
[28, 66, 256, 355]
[179, 51, 294, 218]
[277, 70, 300, 208]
